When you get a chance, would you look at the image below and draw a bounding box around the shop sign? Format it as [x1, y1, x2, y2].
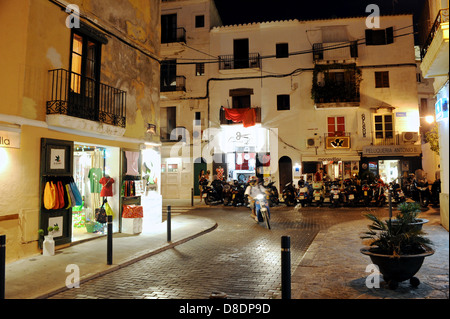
[0, 129, 21, 149]
[362, 145, 421, 156]
[435, 98, 448, 122]
[325, 136, 350, 149]
[302, 155, 361, 162]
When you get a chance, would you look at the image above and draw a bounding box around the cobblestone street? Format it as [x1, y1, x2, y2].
[49, 205, 376, 299]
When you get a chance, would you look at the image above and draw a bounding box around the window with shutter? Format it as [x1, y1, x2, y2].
[375, 71, 389, 88]
[328, 116, 345, 136]
[365, 27, 394, 45]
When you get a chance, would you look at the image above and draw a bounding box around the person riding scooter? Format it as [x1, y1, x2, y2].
[245, 176, 268, 221]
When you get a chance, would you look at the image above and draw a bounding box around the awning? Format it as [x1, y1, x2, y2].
[302, 154, 361, 162]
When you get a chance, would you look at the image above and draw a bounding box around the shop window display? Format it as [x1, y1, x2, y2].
[73, 145, 106, 241]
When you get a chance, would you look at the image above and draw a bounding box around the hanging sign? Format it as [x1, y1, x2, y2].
[435, 98, 448, 122]
[0, 129, 21, 149]
[325, 136, 350, 149]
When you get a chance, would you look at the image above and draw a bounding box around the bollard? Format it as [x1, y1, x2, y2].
[1, 235, 5, 299]
[388, 188, 393, 220]
[191, 188, 194, 207]
[167, 205, 172, 242]
[107, 215, 113, 265]
[281, 236, 291, 299]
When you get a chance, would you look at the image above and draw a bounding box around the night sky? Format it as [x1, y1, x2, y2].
[213, 0, 426, 26]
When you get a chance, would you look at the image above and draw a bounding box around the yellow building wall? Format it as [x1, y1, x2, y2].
[0, 0, 161, 262]
[0, 124, 141, 263]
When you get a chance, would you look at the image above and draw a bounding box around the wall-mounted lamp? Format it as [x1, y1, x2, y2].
[147, 123, 156, 135]
[424, 115, 435, 124]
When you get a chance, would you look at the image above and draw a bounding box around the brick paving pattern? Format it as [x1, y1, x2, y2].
[49, 205, 447, 299]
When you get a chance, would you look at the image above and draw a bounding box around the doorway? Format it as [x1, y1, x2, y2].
[279, 156, 293, 192]
[193, 158, 207, 196]
[378, 160, 400, 184]
[234, 39, 249, 69]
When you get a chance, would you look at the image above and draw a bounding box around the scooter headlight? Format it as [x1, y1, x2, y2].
[256, 194, 264, 200]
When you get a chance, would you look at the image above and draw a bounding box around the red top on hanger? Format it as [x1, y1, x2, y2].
[99, 177, 115, 197]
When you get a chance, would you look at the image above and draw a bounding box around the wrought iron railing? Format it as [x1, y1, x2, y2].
[46, 69, 126, 128]
[161, 27, 186, 44]
[313, 41, 358, 62]
[421, 8, 449, 60]
[160, 75, 186, 92]
[219, 53, 261, 70]
[313, 83, 360, 104]
[371, 131, 400, 146]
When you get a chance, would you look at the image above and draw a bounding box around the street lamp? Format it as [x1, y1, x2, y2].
[425, 115, 435, 124]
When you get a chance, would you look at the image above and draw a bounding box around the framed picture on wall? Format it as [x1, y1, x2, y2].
[41, 138, 73, 175]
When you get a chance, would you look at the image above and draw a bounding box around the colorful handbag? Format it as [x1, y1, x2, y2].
[95, 203, 107, 224]
[122, 205, 144, 218]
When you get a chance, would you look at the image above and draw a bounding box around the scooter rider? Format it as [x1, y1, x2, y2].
[245, 176, 267, 221]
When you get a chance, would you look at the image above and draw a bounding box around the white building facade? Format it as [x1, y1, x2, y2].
[208, 15, 422, 192]
[159, 5, 425, 199]
[160, 0, 222, 199]
[419, 0, 449, 230]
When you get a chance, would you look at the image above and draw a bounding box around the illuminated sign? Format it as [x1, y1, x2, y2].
[325, 136, 350, 149]
[0, 129, 21, 149]
[435, 98, 448, 122]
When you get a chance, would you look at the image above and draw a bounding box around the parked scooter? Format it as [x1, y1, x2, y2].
[322, 181, 332, 206]
[222, 182, 233, 206]
[297, 180, 312, 207]
[401, 174, 415, 199]
[361, 180, 373, 206]
[390, 178, 406, 204]
[330, 180, 342, 208]
[282, 181, 297, 206]
[343, 179, 358, 207]
[431, 178, 441, 207]
[373, 179, 387, 207]
[265, 180, 280, 207]
[311, 181, 324, 207]
[203, 179, 224, 205]
[231, 181, 246, 207]
[414, 175, 431, 208]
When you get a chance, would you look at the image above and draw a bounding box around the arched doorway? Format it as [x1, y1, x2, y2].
[193, 158, 207, 196]
[278, 156, 292, 192]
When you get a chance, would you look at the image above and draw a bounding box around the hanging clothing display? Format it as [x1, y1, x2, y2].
[99, 176, 115, 197]
[90, 149, 104, 210]
[125, 151, 140, 176]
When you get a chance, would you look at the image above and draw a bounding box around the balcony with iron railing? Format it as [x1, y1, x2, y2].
[420, 8, 449, 78]
[218, 53, 261, 70]
[46, 69, 126, 128]
[420, 8, 449, 60]
[160, 75, 186, 92]
[161, 27, 186, 44]
[313, 41, 358, 62]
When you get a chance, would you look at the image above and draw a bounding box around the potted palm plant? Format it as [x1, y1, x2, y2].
[360, 209, 434, 290]
[389, 202, 429, 231]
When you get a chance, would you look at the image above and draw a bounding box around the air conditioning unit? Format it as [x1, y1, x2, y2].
[402, 132, 419, 143]
[306, 137, 320, 148]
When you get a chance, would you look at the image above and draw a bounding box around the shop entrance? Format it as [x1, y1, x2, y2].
[72, 143, 120, 242]
[378, 159, 400, 184]
[193, 158, 207, 196]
